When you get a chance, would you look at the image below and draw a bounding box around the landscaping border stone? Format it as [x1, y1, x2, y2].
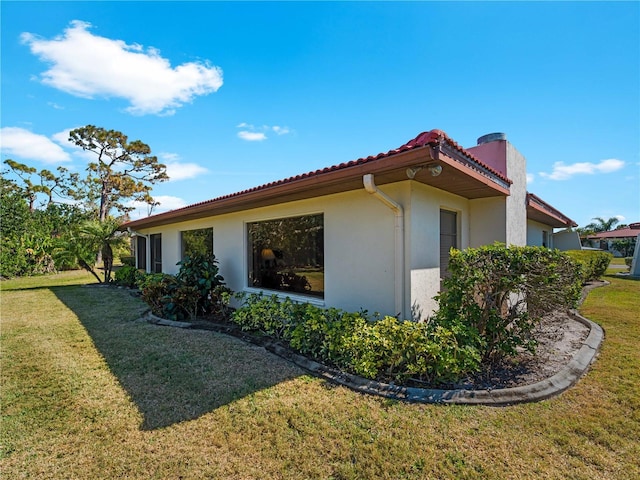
[141, 309, 604, 406]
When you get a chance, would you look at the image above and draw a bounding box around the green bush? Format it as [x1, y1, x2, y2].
[232, 295, 480, 386]
[625, 257, 633, 270]
[139, 273, 178, 318]
[113, 265, 145, 288]
[433, 244, 582, 363]
[138, 254, 231, 321]
[120, 256, 136, 267]
[565, 250, 612, 282]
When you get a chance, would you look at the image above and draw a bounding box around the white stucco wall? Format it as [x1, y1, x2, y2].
[469, 197, 506, 247]
[527, 220, 551, 248]
[553, 230, 581, 251]
[136, 187, 399, 317]
[134, 166, 534, 321]
[505, 143, 528, 246]
[407, 182, 470, 319]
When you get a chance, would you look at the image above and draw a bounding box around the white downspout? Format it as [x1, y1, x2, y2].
[363, 174, 405, 319]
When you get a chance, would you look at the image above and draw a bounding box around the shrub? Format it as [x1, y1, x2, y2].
[433, 244, 582, 363]
[138, 254, 231, 321]
[232, 293, 304, 339]
[625, 257, 633, 270]
[120, 255, 136, 267]
[139, 273, 178, 318]
[113, 265, 145, 288]
[232, 295, 480, 386]
[565, 250, 612, 282]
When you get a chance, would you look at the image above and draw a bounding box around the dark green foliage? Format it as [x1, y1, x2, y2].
[612, 238, 635, 258]
[232, 295, 480, 386]
[565, 250, 613, 283]
[625, 257, 633, 269]
[120, 256, 136, 267]
[139, 254, 231, 321]
[433, 244, 582, 363]
[139, 273, 178, 318]
[113, 266, 145, 288]
[0, 176, 91, 277]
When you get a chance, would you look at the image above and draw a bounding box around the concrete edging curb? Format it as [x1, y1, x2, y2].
[260, 311, 604, 406]
[143, 310, 604, 406]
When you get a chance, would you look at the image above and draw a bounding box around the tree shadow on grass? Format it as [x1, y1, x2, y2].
[52, 285, 305, 431]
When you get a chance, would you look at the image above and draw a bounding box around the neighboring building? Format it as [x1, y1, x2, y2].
[586, 222, 640, 257]
[122, 130, 576, 319]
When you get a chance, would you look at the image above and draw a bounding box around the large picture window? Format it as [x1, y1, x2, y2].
[247, 214, 324, 298]
[181, 228, 213, 259]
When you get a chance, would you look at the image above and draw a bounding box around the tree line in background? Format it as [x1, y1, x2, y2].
[577, 216, 636, 258]
[0, 125, 167, 281]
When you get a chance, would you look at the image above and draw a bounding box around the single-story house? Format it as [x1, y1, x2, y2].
[585, 222, 639, 256]
[122, 130, 577, 320]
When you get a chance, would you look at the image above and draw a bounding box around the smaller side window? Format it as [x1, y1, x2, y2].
[181, 228, 214, 259]
[150, 233, 162, 273]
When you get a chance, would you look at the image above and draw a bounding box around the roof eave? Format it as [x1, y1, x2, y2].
[122, 131, 513, 231]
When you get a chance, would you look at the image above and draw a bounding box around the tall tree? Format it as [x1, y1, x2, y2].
[585, 216, 620, 233]
[69, 125, 168, 222]
[3, 159, 77, 210]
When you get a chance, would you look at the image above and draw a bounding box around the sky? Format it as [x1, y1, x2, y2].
[1, 1, 639, 228]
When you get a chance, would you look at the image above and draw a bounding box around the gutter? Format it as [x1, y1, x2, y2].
[363, 174, 405, 319]
[127, 227, 149, 238]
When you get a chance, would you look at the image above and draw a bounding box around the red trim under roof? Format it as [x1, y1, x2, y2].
[122, 129, 513, 230]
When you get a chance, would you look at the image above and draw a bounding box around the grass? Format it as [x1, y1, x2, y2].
[1, 270, 639, 479]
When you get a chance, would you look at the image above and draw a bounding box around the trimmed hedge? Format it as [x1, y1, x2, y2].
[565, 250, 612, 283]
[232, 294, 480, 386]
[433, 244, 582, 363]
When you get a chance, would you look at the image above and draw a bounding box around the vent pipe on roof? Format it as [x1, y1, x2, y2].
[477, 132, 507, 145]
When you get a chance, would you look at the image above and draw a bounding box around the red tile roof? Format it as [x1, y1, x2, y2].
[588, 223, 640, 239]
[123, 129, 514, 229]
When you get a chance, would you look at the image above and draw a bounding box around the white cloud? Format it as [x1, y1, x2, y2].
[0, 127, 71, 163]
[526, 173, 534, 185]
[272, 125, 290, 135]
[237, 131, 267, 141]
[615, 215, 626, 222]
[127, 195, 188, 219]
[539, 158, 625, 181]
[158, 152, 208, 181]
[21, 20, 223, 116]
[236, 122, 291, 141]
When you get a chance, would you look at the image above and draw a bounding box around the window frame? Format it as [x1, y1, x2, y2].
[245, 212, 325, 302]
[180, 227, 214, 260]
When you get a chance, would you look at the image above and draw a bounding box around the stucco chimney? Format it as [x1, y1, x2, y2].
[477, 132, 507, 145]
[467, 132, 528, 247]
[467, 132, 508, 177]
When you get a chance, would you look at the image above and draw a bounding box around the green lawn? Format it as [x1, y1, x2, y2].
[1, 270, 639, 479]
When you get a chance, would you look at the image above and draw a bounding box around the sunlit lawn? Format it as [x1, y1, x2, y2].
[1, 269, 638, 479]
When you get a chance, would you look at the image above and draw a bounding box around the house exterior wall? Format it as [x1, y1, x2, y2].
[469, 197, 507, 246]
[467, 138, 528, 247]
[552, 230, 582, 251]
[407, 182, 470, 319]
[527, 220, 552, 248]
[135, 186, 399, 316]
[505, 143, 528, 246]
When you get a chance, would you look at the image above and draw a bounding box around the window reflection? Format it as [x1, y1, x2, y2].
[247, 214, 324, 298]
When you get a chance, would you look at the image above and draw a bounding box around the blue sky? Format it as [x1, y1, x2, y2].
[1, 1, 638, 227]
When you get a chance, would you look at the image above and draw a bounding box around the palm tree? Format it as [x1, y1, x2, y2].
[585, 216, 620, 233]
[55, 218, 127, 283]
